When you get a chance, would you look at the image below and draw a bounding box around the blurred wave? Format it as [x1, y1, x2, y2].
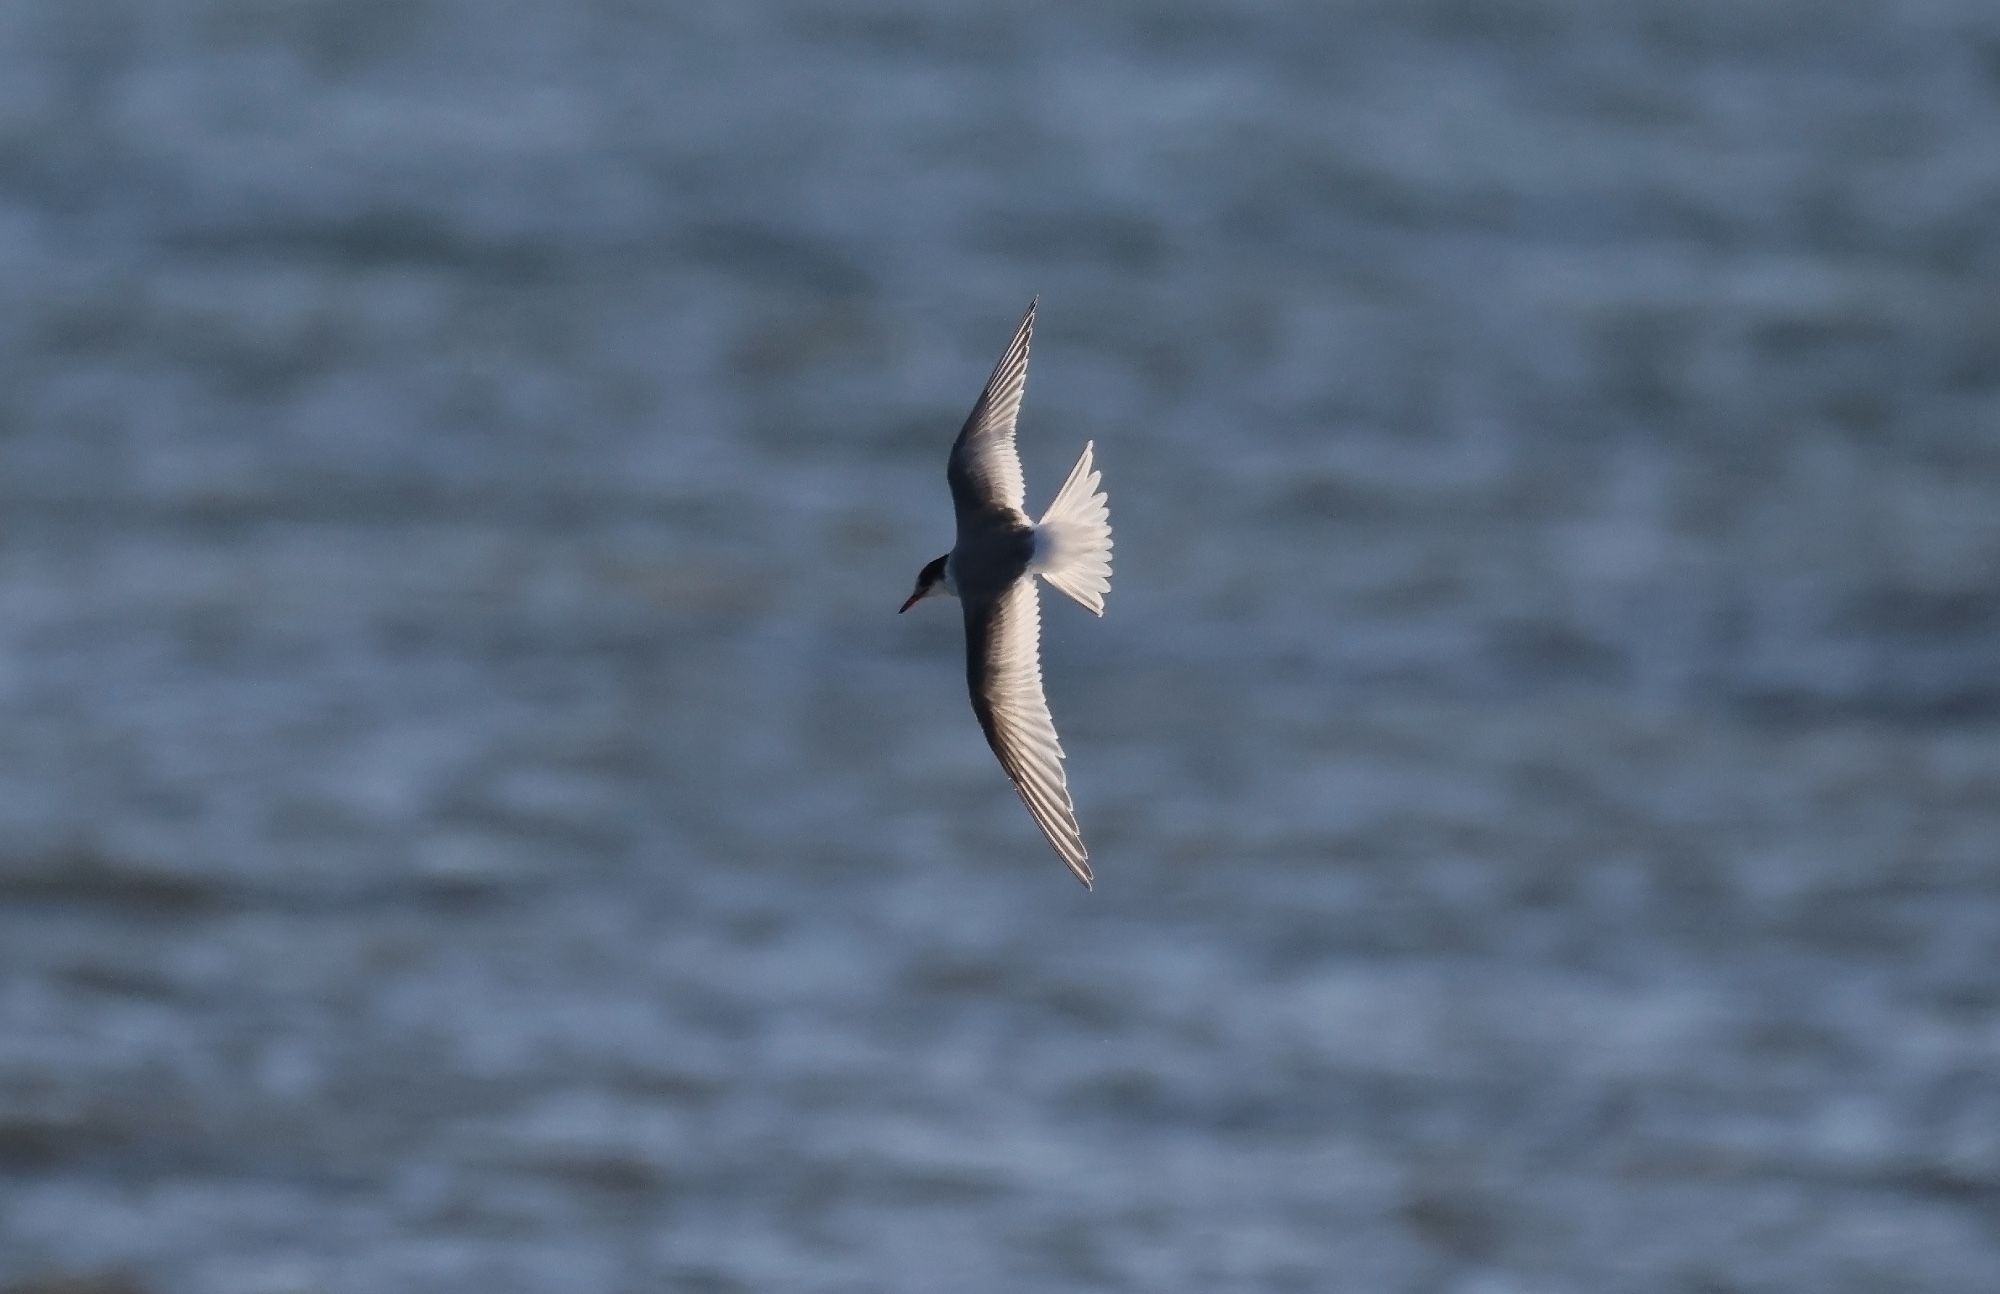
[2, 2, 1998, 1291]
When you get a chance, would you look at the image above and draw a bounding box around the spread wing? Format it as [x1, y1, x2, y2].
[946, 299, 1035, 521]
[963, 576, 1093, 888]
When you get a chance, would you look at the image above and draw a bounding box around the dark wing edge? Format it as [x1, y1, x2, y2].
[964, 577, 1094, 889]
[945, 298, 1037, 517]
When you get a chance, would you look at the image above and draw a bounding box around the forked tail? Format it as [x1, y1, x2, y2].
[1032, 441, 1113, 616]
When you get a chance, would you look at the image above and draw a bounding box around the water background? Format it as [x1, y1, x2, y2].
[3, 2, 2000, 1290]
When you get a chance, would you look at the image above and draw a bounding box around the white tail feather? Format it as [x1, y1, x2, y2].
[1032, 441, 1113, 616]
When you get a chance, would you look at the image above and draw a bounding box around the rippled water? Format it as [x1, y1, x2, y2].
[3, 2, 2000, 1291]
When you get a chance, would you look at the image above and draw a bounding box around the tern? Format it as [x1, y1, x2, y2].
[899, 300, 1113, 888]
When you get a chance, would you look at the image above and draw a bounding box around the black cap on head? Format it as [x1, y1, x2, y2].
[900, 555, 949, 612]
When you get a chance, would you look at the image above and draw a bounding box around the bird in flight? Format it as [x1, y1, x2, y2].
[899, 299, 1113, 888]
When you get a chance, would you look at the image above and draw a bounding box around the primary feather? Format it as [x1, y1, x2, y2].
[965, 578, 1093, 888]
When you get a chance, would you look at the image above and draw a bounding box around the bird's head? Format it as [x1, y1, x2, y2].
[899, 555, 953, 613]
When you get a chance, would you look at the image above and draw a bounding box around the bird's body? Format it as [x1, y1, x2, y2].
[900, 300, 1113, 889]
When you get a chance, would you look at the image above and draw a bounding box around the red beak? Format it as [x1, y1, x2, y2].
[898, 591, 922, 613]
